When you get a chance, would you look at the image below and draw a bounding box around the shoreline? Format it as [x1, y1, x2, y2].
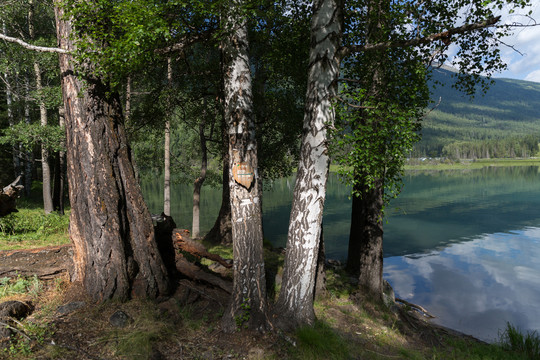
[404, 157, 540, 171]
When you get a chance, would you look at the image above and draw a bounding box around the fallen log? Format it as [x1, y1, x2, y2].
[176, 256, 232, 294]
[172, 229, 232, 269]
[0, 176, 24, 217]
[0, 245, 73, 279]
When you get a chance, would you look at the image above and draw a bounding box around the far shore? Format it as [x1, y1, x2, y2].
[404, 157, 540, 171]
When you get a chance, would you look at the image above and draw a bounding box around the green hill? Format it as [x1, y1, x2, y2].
[415, 66, 540, 158]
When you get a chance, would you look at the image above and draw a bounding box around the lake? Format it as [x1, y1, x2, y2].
[141, 165, 540, 342]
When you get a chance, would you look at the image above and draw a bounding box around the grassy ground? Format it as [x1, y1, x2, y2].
[0, 257, 538, 360]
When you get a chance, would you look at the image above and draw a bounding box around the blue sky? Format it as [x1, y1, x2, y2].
[490, 2, 540, 82]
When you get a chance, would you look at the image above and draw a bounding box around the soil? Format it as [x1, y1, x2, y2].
[0, 246, 486, 360]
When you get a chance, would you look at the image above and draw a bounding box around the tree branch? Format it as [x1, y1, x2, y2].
[340, 16, 501, 59]
[0, 33, 68, 54]
[155, 30, 213, 55]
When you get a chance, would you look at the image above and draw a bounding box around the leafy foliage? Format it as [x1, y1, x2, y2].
[0, 122, 64, 153]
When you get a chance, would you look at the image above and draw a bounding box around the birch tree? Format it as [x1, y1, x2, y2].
[220, 0, 270, 332]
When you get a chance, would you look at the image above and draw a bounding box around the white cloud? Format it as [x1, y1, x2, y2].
[384, 228, 540, 341]
[524, 69, 540, 81]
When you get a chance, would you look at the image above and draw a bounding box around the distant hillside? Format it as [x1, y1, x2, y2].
[415, 67, 540, 158]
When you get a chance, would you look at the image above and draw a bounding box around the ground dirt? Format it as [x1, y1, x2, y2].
[0, 246, 488, 360]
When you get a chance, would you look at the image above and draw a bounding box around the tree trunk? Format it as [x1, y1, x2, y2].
[314, 224, 326, 299]
[29, 0, 53, 214]
[163, 58, 172, 216]
[346, 180, 384, 300]
[52, 108, 66, 215]
[0, 177, 24, 217]
[54, 3, 170, 302]
[220, 2, 269, 332]
[2, 22, 20, 179]
[273, 0, 342, 331]
[204, 143, 232, 245]
[192, 101, 208, 239]
[4, 72, 19, 179]
[23, 74, 33, 197]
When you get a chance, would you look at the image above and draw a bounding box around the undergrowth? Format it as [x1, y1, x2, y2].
[0, 209, 69, 249]
[0, 275, 42, 299]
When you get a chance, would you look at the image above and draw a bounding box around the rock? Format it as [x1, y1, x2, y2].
[56, 301, 86, 315]
[382, 279, 396, 308]
[109, 310, 132, 328]
[157, 298, 180, 321]
[248, 347, 265, 359]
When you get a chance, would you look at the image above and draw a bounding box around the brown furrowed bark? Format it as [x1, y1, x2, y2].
[346, 181, 384, 300]
[220, 1, 269, 332]
[54, 3, 170, 302]
[273, 0, 342, 331]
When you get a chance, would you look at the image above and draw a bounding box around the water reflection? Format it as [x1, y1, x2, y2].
[384, 227, 540, 342]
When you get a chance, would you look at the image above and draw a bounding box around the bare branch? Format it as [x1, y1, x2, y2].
[0, 32, 67, 54]
[340, 16, 501, 59]
[333, 95, 376, 109]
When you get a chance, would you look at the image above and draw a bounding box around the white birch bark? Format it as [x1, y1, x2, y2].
[274, 0, 342, 330]
[29, 0, 53, 213]
[221, 1, 269, 332]
[164, 58, 172, 216]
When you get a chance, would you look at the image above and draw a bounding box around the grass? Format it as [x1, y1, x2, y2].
[404, 157, 540, 171]
[499, 322, 540, 360]
[0, 209, 70, 250]
[292, 320, 351, 360]
[0, 274, 42, 299]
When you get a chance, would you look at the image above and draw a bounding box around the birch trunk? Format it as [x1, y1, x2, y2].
[273, 0, 342, 330]
[192, 101, 208, 239]
[4, 72, 19, 178]
[23, 74, 33, 197]
[29, 0, 53, 214]
[163, 58, 172, 216]
[220, 2, 269, 332]
[2, 23, 20, 179]
[54, 2, 170, 301]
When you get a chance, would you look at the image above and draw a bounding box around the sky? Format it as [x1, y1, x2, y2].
[488, 1, 540, 82]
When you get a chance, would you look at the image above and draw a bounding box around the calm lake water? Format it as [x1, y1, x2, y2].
[141, 166, 540, 342]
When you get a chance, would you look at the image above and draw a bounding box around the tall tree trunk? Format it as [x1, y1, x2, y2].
[54, 3, 170, 301]
[204, 121, 232, 245]
[2, 22, 20, 179]
[220, 2, 269, 332]
[346, 180, 384, 300]
[163, 58, 172, 216]
[29, 0, 53, 213]
[52, 108, 65, 215]
[23, 74, 33, 197]
[192, 100, 208, 239]
[274, 0, 342, 330]
[4, 72, 19, 178]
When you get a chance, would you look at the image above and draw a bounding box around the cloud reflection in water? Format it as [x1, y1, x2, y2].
[384, 227, 540, 342]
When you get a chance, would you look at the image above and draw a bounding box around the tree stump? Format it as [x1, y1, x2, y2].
[0, 176, 24, 217]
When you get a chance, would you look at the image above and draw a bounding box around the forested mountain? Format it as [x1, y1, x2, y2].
[415, 66, 540, 158]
